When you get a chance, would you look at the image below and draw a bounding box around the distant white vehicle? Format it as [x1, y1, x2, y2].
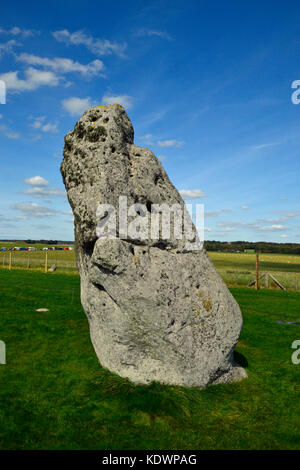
[42, 247, 49, 251]
[68, 247, 74, 251]
[28, 247, 36, 251]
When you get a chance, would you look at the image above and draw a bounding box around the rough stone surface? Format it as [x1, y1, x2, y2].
[61, 104, 247, 388]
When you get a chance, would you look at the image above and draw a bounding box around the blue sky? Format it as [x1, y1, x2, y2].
[0, 0, 300, 242]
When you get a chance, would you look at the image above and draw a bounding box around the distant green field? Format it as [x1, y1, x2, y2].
[0, 268, 299, 449]
[209, 251, 300, 273]
[1, 248, 300, 290]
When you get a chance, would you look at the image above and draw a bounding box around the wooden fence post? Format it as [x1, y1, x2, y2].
[265, 272, 269, 289]
[45, 251, 48, 273]
[255, 253, 259, 290]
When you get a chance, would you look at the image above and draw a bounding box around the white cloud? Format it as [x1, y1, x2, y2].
[139, 134, 154, 145]
[0, 124, 20, 139]
[62, 96, 94, 116]
[29, 117, 58, 133]
[30, 116, 46, 128]
[241, 205, 249, 210]
[17, 53, 104, 78]
[252, 142, 281, 150]
[142, 108, 169, 126]
[217, 220, 289, 232]
[12, 202, 58, 217]
[157, 139, 184, 148]
[217, 227, 236, 233]
[0, 39, 21, 56]
[135, 29, 172, 41]
[24, 176, 49, 186]
[0, 26, 35, 38]
[101, 94, 133, 109]
[205, 209, 232, 217]
[21, 187, 66, 198]
[258, 216, 290, 224]
[179, 189, 206, 199]
[139, 134, 184, 149]
[0, 67, 59, 92]
[52, 29, 127, 57]
[158, 155, 167, 161]
[257, 224, 287, 231]
[40, 123, 58, 133]
[278, 196, 287, 201]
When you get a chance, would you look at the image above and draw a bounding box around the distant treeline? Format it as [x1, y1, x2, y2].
[204, 240, 300, 254]
[1, 239, 300, 254]
[0, 239, 74, 245]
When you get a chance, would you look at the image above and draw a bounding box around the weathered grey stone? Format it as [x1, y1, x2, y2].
[61, 103, 247, 388]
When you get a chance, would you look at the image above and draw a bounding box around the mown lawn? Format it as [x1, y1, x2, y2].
[0, 269, 299, 449]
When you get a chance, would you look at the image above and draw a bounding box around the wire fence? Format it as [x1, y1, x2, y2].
[220, 269, 300, 291]
[1, 251, 300, 291]
[0, 250, 78, 273]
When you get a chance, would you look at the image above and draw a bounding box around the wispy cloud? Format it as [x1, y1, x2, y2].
[0, 124, 20, 139]
[135, 28, 172, 41]
[179, 189, 206, 199]
[101, 94, 133, 109]
[205, 209, 232, 217]
[11, 202, 59, 217]
[29, 116, 58, 133]
[17, 53, 105, 78]
[0, 39, 21, 56]
[157, 139, 184, 148]
[0, 26, 36, 38]
[40, 123, 58, 133]
[139, 134, 154, 145]
[21, 187, 66, 198]
[251, 142, 282, 150]
[138, 134, 184, 149]
[257, 224, 288, 231]
[141, 108, 169, 126]
[217, 220, 289, 233]
[52, 29, 127, 57]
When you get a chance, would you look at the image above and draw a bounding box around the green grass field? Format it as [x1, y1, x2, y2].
[0, 268, 299, 449]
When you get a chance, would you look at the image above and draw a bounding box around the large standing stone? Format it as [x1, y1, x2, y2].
[61, 104, 247, 388]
